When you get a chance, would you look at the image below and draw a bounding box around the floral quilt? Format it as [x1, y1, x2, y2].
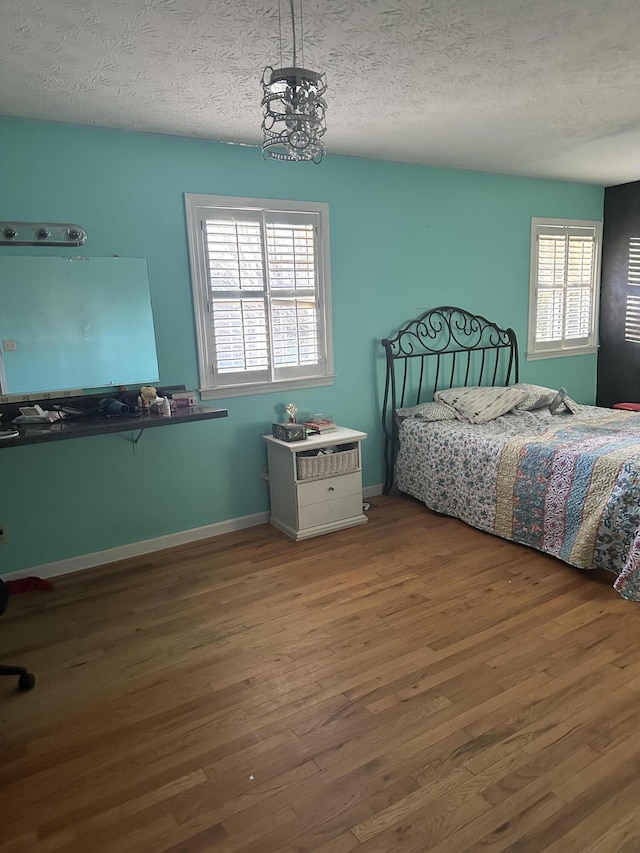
[396, 406, 640, 600]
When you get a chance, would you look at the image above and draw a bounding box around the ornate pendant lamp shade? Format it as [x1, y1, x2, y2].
[261, 0, 327, 163]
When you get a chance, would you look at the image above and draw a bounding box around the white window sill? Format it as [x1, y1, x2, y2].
[200, 374, 336, 400]
[526, 346, 598, 361]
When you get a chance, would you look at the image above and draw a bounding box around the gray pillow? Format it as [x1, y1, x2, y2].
[396, 401, 457, 421]
[512, 382, 558, 412]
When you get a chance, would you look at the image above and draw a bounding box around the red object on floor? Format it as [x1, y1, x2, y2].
[5, 577, 53, 594]
[613, 403, 640, 411]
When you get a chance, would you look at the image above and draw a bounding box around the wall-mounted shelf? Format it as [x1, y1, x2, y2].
[0, 405, 228, 449]
[0, 388, 228, 449]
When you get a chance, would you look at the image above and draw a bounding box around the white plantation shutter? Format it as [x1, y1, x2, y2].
[185, 195, 333, 396]
[266, 219, 320, 370]
[624, 237, 640, 344]
[565, 235, 594, 340]
[272, 299, 319, 366]
[211, 300, 269, 372]
[206, 219, 264, 292]
[205, 217, 269, 375]
[528, 219, 602, 359]
[266, 221, 316, 291]
[535, 234, 565, 342]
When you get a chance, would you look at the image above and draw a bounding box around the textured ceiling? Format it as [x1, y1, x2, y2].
[2, 0, 640, 185]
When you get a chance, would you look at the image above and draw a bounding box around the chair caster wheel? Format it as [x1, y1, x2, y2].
[18, 672, 35, 691]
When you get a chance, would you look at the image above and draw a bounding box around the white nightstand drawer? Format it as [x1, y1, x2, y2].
[298, 493, 363, 530]
[297, 472, 361, 507]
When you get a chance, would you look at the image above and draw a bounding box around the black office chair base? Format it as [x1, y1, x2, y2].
[0, 665, 36, 691]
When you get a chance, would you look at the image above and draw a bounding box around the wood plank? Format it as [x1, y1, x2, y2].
[1, 495, 639, 851]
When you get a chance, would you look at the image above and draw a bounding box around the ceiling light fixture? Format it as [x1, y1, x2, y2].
[261, 0, 327, 163]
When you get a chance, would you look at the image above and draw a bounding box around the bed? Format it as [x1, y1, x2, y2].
[381, 306, 640, 601]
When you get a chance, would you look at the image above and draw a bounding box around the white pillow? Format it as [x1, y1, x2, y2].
[396, 401, 456, 421]
[435, 385, 527, 424]
[434, 386, 474, 407]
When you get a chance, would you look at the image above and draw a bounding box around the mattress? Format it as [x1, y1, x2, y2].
[396, 405, 640, 601]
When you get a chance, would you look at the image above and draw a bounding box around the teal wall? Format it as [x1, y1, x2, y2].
[0, 117, 604, 574]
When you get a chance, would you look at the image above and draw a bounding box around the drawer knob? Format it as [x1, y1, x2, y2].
[328, 486, 335, 491]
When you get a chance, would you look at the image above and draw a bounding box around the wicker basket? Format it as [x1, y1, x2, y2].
[297, 447, 359, 480]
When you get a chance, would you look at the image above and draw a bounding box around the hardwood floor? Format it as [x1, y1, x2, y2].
[2, 494, 640, 852]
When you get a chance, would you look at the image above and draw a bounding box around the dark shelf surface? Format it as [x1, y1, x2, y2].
[0, 406, 228, 449]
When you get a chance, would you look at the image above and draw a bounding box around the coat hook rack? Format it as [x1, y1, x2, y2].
[0, 222, 87, 247]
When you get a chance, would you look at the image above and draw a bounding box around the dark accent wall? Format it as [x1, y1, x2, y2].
[598, 181, 640, 406]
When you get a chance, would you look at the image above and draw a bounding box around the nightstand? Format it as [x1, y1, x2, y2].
[263, 426, 368, 541]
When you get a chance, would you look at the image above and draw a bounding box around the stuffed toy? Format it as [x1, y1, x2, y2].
[139, 385, 171, 415]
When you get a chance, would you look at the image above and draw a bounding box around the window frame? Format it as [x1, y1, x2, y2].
[526, 217, 603, 361]
[185, 193, 334, 399]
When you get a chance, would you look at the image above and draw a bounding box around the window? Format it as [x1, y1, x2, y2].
[527, 217, 602, 360]
[185, 194, 334, 398]
[624, 237, 640, 343]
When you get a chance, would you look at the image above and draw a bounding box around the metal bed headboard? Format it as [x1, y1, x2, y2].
[381, 306, 519, 494]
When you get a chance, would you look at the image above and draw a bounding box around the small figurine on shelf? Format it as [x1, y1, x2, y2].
[285, 402, 297, 423]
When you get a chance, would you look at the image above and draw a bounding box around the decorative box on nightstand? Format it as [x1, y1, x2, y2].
[263, 426, 368, 541]
[271, 422, 307, 442]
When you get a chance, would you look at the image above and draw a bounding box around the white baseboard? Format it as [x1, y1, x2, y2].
[6, 484, 384, 581]
[6, 511, 270, 581]
[363, 483, 383, 498]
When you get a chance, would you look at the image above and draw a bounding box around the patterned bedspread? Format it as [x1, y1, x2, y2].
[396, 406, 640, 600]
